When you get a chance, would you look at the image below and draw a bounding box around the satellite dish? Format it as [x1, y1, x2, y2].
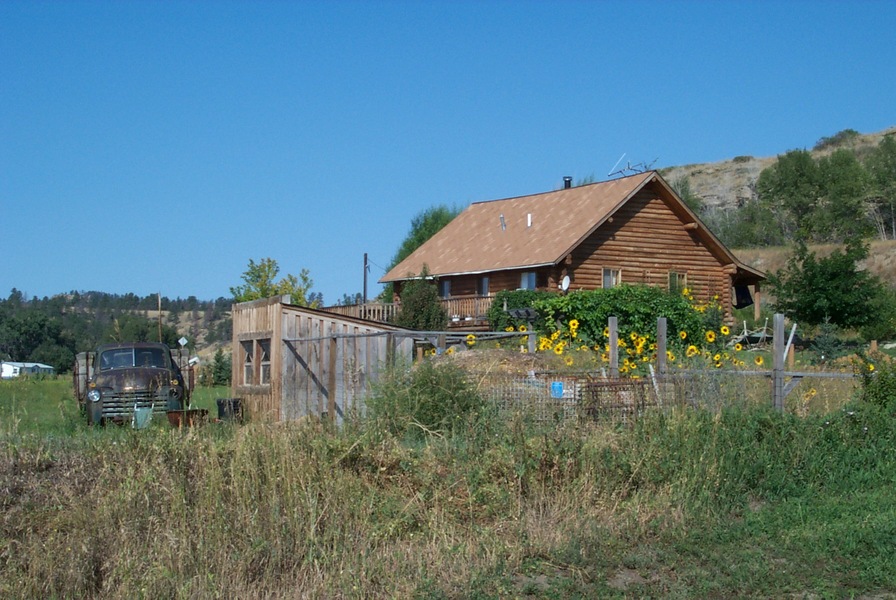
[560, 275, 570, 292]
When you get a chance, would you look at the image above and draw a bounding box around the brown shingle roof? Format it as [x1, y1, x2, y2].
[381, 172, 654, 282]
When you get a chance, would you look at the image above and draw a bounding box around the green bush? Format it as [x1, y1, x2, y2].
[534, 285, 703, 348]
[486, 289, 556, 332]
[366, 359, 484, 439]
[855, 353, 896, 408]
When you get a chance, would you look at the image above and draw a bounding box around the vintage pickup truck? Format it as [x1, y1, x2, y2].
[73, 342, 193, 425]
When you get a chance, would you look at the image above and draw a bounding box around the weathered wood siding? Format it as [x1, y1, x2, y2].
[232, 296, 283, 421]
[280, 309, 412, 423]
[232, 296, 412, 423]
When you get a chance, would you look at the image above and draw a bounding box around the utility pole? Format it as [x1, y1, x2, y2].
[363, 253, 368, 305]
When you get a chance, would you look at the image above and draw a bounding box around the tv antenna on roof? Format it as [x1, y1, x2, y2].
[608, 156, 658, 178]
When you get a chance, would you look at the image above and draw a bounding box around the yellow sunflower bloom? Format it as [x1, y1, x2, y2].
[518, 325, 527, 332]
[868, 363, 876, 372]
[564, 356, 574, 366]
[686, 345, 699, 357]
[603, 327, 610, 338]
[553, 345, 564, 356]
[705, 330, 716, 343]
[666, 350, 676, 361]
[713, 353, 721, 362]
[720, 325, 730, 336]
[754, 355, 764, 366]
[679, 331, 687, 340]
[466, 334, 476, 345]
[505, 326, 515, 332]
[569, 319, 579, 330]
[734, 343, 743, 352]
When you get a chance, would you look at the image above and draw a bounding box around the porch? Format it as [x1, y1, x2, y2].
[321, 294, 496, 329]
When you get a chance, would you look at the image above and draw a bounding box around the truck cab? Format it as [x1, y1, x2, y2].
[74, 342, 192, 425]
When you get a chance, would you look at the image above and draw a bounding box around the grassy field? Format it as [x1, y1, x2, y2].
[1, 375, 895, 598]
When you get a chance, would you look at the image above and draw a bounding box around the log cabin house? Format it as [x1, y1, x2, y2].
[378, 171, 764, 327]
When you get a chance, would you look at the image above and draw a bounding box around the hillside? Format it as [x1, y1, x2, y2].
[734, 239, 896, 289]
[660, 126, 896, 212]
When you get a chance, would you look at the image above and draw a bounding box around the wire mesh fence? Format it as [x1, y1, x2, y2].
[474, 368, 859, 426]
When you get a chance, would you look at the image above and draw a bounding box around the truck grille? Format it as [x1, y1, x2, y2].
[101, 390, 172, 418]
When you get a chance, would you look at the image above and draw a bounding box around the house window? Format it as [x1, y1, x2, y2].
[259, 339, 271, 385]
[520, 272, 536, 290]
[241, 341, 254, 385]
[479, 276, 490, 296]
[669, 271, 687, 295]
[602, 268, 621, 289]
[439, 279, 451, 298]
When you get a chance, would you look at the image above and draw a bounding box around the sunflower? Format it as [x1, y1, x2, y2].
[505, 326, 515, 332]
[551, 330, 560, 341]
[630, 332, 639, 342]
[679, 331, 687, 340]
[734, 343, 743, 352]
[465, 334, 477, 346]
[518, 324, 528, 332]
[720, 325, 730, 336]
[713, 353, 721, 362]
[686, 345, 699, 357]
[569, 319, 579, 330]
[705, 330, 717, 343]
[553, 344, 564, 356]
[666, 350, 676, 362]
[868, 363, 876, 372]
[564, 356, 574, 366]
[446, 347, 455, 355]
[754, 355, 764, 366]
[602, 327, 610, 338]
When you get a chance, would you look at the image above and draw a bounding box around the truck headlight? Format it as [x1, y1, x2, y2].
[87, 389, 101, 403]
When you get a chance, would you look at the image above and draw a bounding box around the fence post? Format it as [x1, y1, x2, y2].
[656, 317, 667, 375]
[773, 313, 785, 411]
[609, 316, 619, 378]
[528, 331, 536, 354]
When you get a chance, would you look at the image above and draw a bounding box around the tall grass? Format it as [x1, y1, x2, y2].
[1, 375, 895, 597]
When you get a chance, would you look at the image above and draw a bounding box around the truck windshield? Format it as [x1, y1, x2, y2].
[99, 348, 168, 370]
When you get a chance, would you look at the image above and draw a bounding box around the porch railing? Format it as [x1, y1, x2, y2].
[320, 295, 496, 326]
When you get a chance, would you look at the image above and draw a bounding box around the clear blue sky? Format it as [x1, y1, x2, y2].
[2, 0, 894, 305]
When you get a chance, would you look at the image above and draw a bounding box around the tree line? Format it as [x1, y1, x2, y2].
[0, 289, 234, 373]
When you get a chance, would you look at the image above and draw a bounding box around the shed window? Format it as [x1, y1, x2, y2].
[259, 339, 271, 385]
[439, 279, 451, 298]
[241, 341, 254, 385]
[602, 268, 621, 289]
[520, 272, 536, 290]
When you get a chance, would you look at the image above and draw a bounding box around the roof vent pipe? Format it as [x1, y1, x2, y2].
[563, 176, 572, 189]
